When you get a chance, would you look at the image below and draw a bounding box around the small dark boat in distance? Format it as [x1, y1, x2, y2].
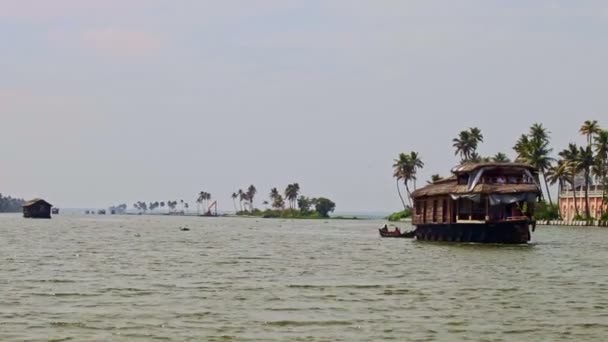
[378, 228, 415, 238]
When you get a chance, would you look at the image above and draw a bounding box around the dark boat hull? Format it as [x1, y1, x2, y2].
[379, 229, 416, 238]
[414, 220, 531, 244]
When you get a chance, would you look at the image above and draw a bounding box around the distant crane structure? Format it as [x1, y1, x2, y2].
[204, 201, 218, 217]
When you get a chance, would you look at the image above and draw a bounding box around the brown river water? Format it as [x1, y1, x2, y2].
[1, 214, 607, 341]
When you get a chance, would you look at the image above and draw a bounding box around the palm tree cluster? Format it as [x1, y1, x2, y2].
[133, 200, 182, 213]
[262, 184, 335, 217]
[197, 191, 212, 212]
[392, 151, 424, 209]
[233, 185, 257, 212]
[133, 201, 148, 212]
[513, 123, 554, 205]
[109, 203, 128, 214]
[149, 201, 161, 211]
[452, 127, 484, 162]
[390, 122, 608, 220]
[451, 128, 511, 163]
[269, 187, 285, 210]
[284, 183, 300, 209]
[518, 120, 608, 220]
[548, 120, 607, 219]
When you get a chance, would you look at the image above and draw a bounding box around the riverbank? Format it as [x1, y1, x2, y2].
[66, 211, 367, 221]
[536, 220, 608, 227]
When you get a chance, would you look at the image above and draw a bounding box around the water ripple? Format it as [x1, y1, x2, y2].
[0, 214, 606, 341]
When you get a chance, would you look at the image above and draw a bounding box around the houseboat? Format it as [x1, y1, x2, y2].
[411, 162, 541, 244]
[22, 198, 53, 219]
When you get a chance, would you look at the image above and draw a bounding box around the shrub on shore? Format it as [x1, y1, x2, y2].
[237, 208, 326, 219]
[387, 208, 412, 222]
[534, 201, 559, 220]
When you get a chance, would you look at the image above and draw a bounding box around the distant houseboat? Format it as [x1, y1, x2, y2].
[411, 162, 541, 244]
[22, 198, 53, 219]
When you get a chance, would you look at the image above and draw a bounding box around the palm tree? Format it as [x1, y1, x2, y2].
[492, 152, 510, 162]
[530, 123, 550, 143]
[392, 151, 424, 207]
[559, 143, 580, 217]
[452, 130, 473, 161]
[513, 134, 530, 158]
[469, 152, 483, 163]
[408, 151, 424, 190]
[197, 191, 205, 214]
[594, 130, 608, 215]
[580, 120, 601, 147]
[270, 187, 279, 201]
[452, 127, 483, 163]
[237, 189, 244, 212]
[469, 127, 484, 145]
[270, 188, 285, 210]
[231, 192, 238, 213]
[247, 185, 257, 211]
[578, 145, 595, 219]
[283, 183, 300, 209]
[547, 160, 569, 219]
[293, 183, 300, 207]
[392, 153, 409, 209]
[513, 124, 554, 206]
[284, 184, 295, 209]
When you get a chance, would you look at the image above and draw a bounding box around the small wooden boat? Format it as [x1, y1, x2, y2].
[378, 228, 416, 238]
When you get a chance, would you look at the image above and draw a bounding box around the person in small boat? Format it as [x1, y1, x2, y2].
[380, 224, 389, 233]
[393, 227, 401, 235]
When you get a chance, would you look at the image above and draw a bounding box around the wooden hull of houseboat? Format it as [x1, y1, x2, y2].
[414, 220, 531, 244]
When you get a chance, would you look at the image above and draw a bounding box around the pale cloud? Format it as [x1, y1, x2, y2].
[81, 27, 163, 58]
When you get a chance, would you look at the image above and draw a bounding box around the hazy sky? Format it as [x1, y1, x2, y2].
[1, 1, 606, 212]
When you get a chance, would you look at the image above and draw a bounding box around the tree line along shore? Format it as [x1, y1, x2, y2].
[390, 120, 608, 223]
[104, 183, 338, 219]
[6, 120, 606, 223]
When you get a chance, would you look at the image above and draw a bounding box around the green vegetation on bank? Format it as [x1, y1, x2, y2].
[392, 120, 608, 221]
[237, 208, 322, 219]
[233, 183, 336, 219]
[0, 194, 25, 213]
[387, 208, 412, 222]
[534, 201, 559, 221]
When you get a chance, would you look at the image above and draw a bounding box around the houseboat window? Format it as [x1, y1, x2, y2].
[458, 175, 469, 185]
[457, 198, 486, 221]
[423, 201, 427, 223]
[432, 200, 438, 223]
[415, 201, 422, 215]
[442, 199, 448, 223]
[457, 199, 470, 221]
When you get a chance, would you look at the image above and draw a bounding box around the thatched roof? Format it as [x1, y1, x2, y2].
[22, 198, 52, 207]
[412, 162, 541, 199]
[451, 162, 536, 174]
[411, 180, 540, 198]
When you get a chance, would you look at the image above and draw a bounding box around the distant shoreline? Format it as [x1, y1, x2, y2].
[50, 211, 376, 221]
